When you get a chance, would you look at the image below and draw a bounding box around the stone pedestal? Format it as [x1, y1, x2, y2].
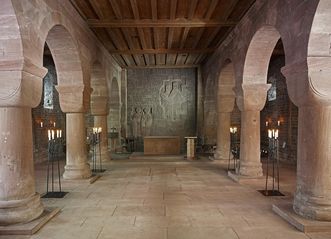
[63, 113, 92, 179]
[0, 107, 43, 225]
[94, 115, 110, 161]
[185, 137, 197, 160]
[293, 105, 331, 220]
[214, 112, 231, 160]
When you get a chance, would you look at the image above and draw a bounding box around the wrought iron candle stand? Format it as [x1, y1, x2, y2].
[228, 127, 240, 173]
[259, 129, 284, 196]
[90, 127, 106, 173]
[42, 129, 68, 198]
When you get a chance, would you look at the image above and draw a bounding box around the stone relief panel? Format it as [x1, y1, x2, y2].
[127, 68, 196, 139]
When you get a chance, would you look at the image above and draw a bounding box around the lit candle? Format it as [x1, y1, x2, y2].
[40, 121, 43, 128]
[59, 130, 62, 138]
[275, 129, 279, 139]
[277, 120, 280, 126]
[53, 122, 56, 127]
[265, 121, 268, 127]
[56, 130, 59, 138]
[230, 127, 233, 133]
[268, 129, 272, 139]
[51, 130, 55, 140]
[272, 129, 275, 138]
[48, 130, 51, 141]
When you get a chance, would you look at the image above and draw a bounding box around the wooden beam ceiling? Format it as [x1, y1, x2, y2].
[87, 19, 237, 28]
[71, 0, 256, 68]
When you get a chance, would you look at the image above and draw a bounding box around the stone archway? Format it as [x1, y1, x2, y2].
[214, 60, 236, 160]
[108, 78, 121, 151]
[41, 24, 91, 180]
[238, 25, 282, 177]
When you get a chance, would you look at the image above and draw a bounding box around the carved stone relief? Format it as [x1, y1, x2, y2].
[127, 68, 196, 141]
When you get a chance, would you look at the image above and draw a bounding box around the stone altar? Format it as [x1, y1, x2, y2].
[144, 136, 180, 155]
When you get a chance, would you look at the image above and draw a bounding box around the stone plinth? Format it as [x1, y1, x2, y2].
[144, 136, 180, 155]
[273, 202, 331, 233]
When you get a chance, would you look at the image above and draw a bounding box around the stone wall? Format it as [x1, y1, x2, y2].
[127, 68, 197, 150]
[261, 55, 298, 163]
[32, 54, 66, 164]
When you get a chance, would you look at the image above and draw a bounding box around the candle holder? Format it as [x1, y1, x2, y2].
[228, 127, 240, 173]
[42, 129, 68, 198]
[259, 128, 284, 197]
[90, 127, 106, 173]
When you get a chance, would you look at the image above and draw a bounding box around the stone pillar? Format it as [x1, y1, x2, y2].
[94, 115, 110, 161]
[214, 86, 235, 160]
[0, 62, 47, 224]
[56, 85, 92, 180]
[237, 84, 270, 177]
[214, 112, 231, 160]
[282, 61, 331, 220]
[63, 113, 91, 179]
[0, 107, 44, 225]
[293, 105, 331, 220]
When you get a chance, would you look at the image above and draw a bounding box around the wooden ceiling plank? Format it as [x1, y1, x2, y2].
[87, 19, 237, 28]
[129, 0, 140, 19]
[179, 27, 190, 49]
[167, 0, 177, 49]
[110, 48, 215, 54]
[151, 0, 157, 20]
[191, 0, 222, 49]
[108, 0, 122, 19]
[204, 0, 219, 19]
[124, 64, 198, 69]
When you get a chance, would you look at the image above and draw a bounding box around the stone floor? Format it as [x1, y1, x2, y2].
[1, 156, 331, 239]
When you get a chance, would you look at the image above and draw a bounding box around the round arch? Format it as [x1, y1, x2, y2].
[36, 12, 85, 87]
[243, 25, 281, 84]
[307, 0, 331, 100]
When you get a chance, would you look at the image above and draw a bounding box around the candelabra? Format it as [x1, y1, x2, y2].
[228, 127, 240, 173]
[260, 128, 284, 196]
[42, 129, 68, 198]
[90, 127, 106, 173]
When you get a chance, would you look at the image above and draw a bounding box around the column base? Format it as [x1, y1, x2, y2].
[273, 202, 331, 232]
[0, 193, 43, 225]
[63, 163, 92, 180]
[101, 150, 110, 162]
[214, 151, 230, 160]
[293, 193, 331, 221]
[239, 161, 263, 177]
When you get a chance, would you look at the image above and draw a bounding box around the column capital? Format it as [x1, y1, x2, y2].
[235, 83, 271, 111]
[0, 58, 48, 108]
[55, 84, 88, 113]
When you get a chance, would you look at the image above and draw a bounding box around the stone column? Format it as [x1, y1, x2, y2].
[94, 115, 110, 161]
[0, 63, 47, 224]
[237, 84, 270, 177]
[214, 86, 235, 160]
[63, 113, 91, 179]
[56, 85, 92, 180]
[0, 107, 44, 225]
[282, 61, 331, 220]
[293, 105, 331, 220]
